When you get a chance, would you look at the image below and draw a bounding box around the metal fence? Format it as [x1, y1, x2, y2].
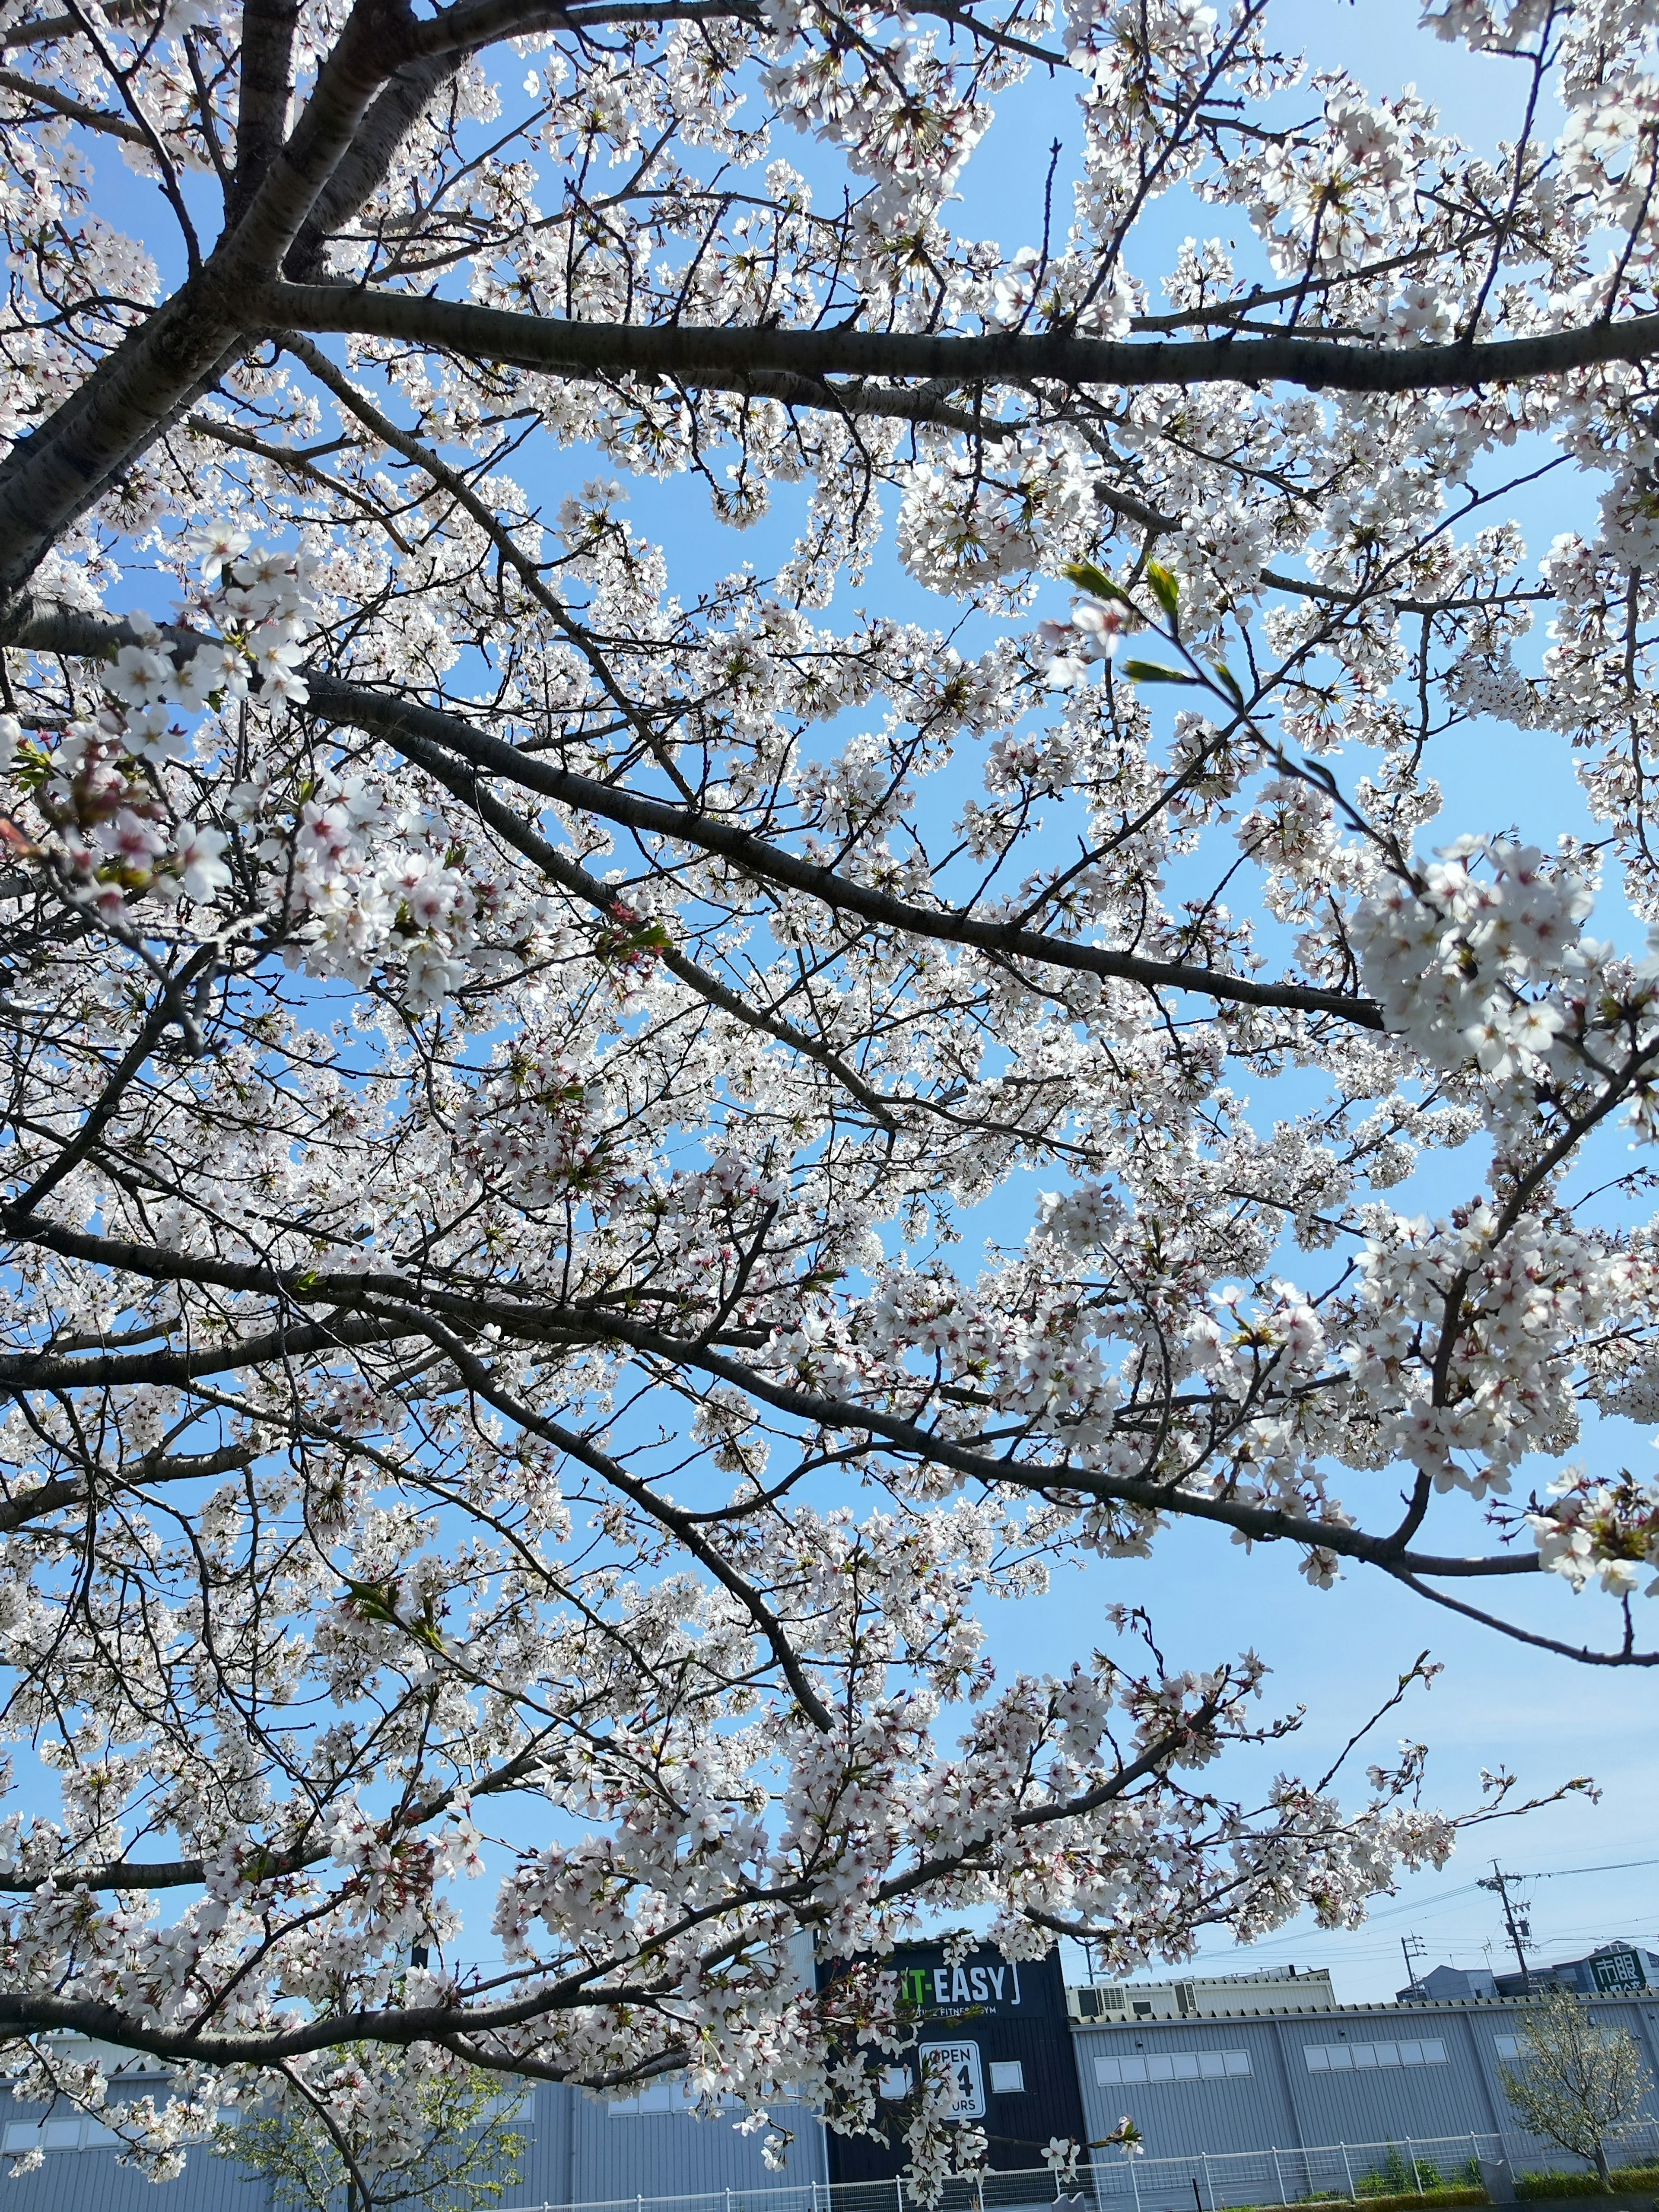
[499, 2126, 1659, 2212]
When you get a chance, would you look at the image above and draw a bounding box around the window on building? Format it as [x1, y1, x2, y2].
[1303, 2040, 1446, 2073]
[607, 2077, 737, 2117]
[1093, 2050, 1251, 2085]
[1494, 2036, 1522, 2060]
[1, 2114, 120, 2154]
[988, 2062, 1025, 2094]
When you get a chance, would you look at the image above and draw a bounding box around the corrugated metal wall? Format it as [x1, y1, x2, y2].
[560, 2088, 827, 2206]
[0, 2135, 268, 2212]
[1074, 1995, 1659, 2165]
[9, 1990, 1659, 2207]
[0, 2074, 826, 2210]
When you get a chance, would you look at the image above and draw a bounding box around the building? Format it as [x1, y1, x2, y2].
[1073, 1986, 1659, 2167]
[6, 1946, 1659, 2209]
[1494, 1942, 1659, 1999]
[1071, 1964, 1337, 2023]
[818, 1942, 1087, 2186]
[1399, 1964, 1499, 2003]
[0, 2038, 827, 2212]
[1397, 1943, 1659, 2005]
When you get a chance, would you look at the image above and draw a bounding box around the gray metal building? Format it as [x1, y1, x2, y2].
[7, 1960, 1659, 2208]
[512, 2079, 828, 2206]
[0, 2052, 827, 2212]
[1072, 1989, 1659, 2168]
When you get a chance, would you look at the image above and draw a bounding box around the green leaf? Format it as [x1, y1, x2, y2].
[1061, 559, 1134, 607]
[1145, 560, 1180, 618]
[341, 1578, 402, 1627]
[1211, 659, 1246, 705]
[1122, 659, 1200, 685]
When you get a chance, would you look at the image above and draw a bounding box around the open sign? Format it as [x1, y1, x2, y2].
[920, 2042, 986, 2120]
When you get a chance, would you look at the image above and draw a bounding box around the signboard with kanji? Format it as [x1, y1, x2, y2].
[1589, 1948, 1648, 1994]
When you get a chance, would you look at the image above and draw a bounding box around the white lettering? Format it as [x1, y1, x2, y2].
[987, 1967, 1005, 2001]
[933, 1968, 950, 2004]
[969, 1967, 988, 2002]
[952, 1966, 971, 2004]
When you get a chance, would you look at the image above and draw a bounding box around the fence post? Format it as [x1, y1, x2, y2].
[1129, 2154, 1141, 2212]
[1408, 2142, 1422, 2196]
[896, 2176, 904, 2212]
[1272, 2150, 1287, 2208]
[1200, 2155, 1211, 2211]
[1340, 2146, 1355, 2202]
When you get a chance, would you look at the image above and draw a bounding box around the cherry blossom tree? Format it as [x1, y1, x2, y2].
[1498, 1985, 1653, 2190]
[211, 2046, 528, 2212]
[0, 0, 1654, 2186]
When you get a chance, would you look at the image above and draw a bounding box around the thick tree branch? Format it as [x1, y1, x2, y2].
[0, 1443, 259, 1533]
[0, 62, 146, 138]
[261, 283, 1659, 398]
[0, 1207, 1563, 1608]
[302, 672, 1383, 1027]
[230, 0, 302, 223]
[0, 1313, 413, 1394]
[282, 53, 461, 279]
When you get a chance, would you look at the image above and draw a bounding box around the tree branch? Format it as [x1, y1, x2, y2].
[230, 0, 302, 223]
[0, 61, 146, 139]
[301, 671, 1384, 1028]
[261, 283, 1659, 399]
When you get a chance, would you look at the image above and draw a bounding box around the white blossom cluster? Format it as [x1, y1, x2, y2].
[1351, 840, 1596, 1081]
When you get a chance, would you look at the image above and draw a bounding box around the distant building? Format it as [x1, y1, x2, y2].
[1072, 1963, 1337, 2023]
[1493, 1941, 1659, 1999]
[1399, 1964, 1498, 2003]
[1398, 1942, 1659, 2006]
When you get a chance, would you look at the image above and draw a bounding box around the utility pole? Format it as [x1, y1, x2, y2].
[1400, 1933, 1428, 1997]
[1479, 1862, 1534, 1990]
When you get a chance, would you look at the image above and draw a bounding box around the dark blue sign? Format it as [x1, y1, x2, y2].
[820, 1945, 1085, 2183]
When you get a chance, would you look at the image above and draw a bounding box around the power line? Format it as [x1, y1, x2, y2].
[1184, 1855, 1659, 1968]
[1521, 1857, 1659, 1881]
[1273, 1855, 1659, 1935]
